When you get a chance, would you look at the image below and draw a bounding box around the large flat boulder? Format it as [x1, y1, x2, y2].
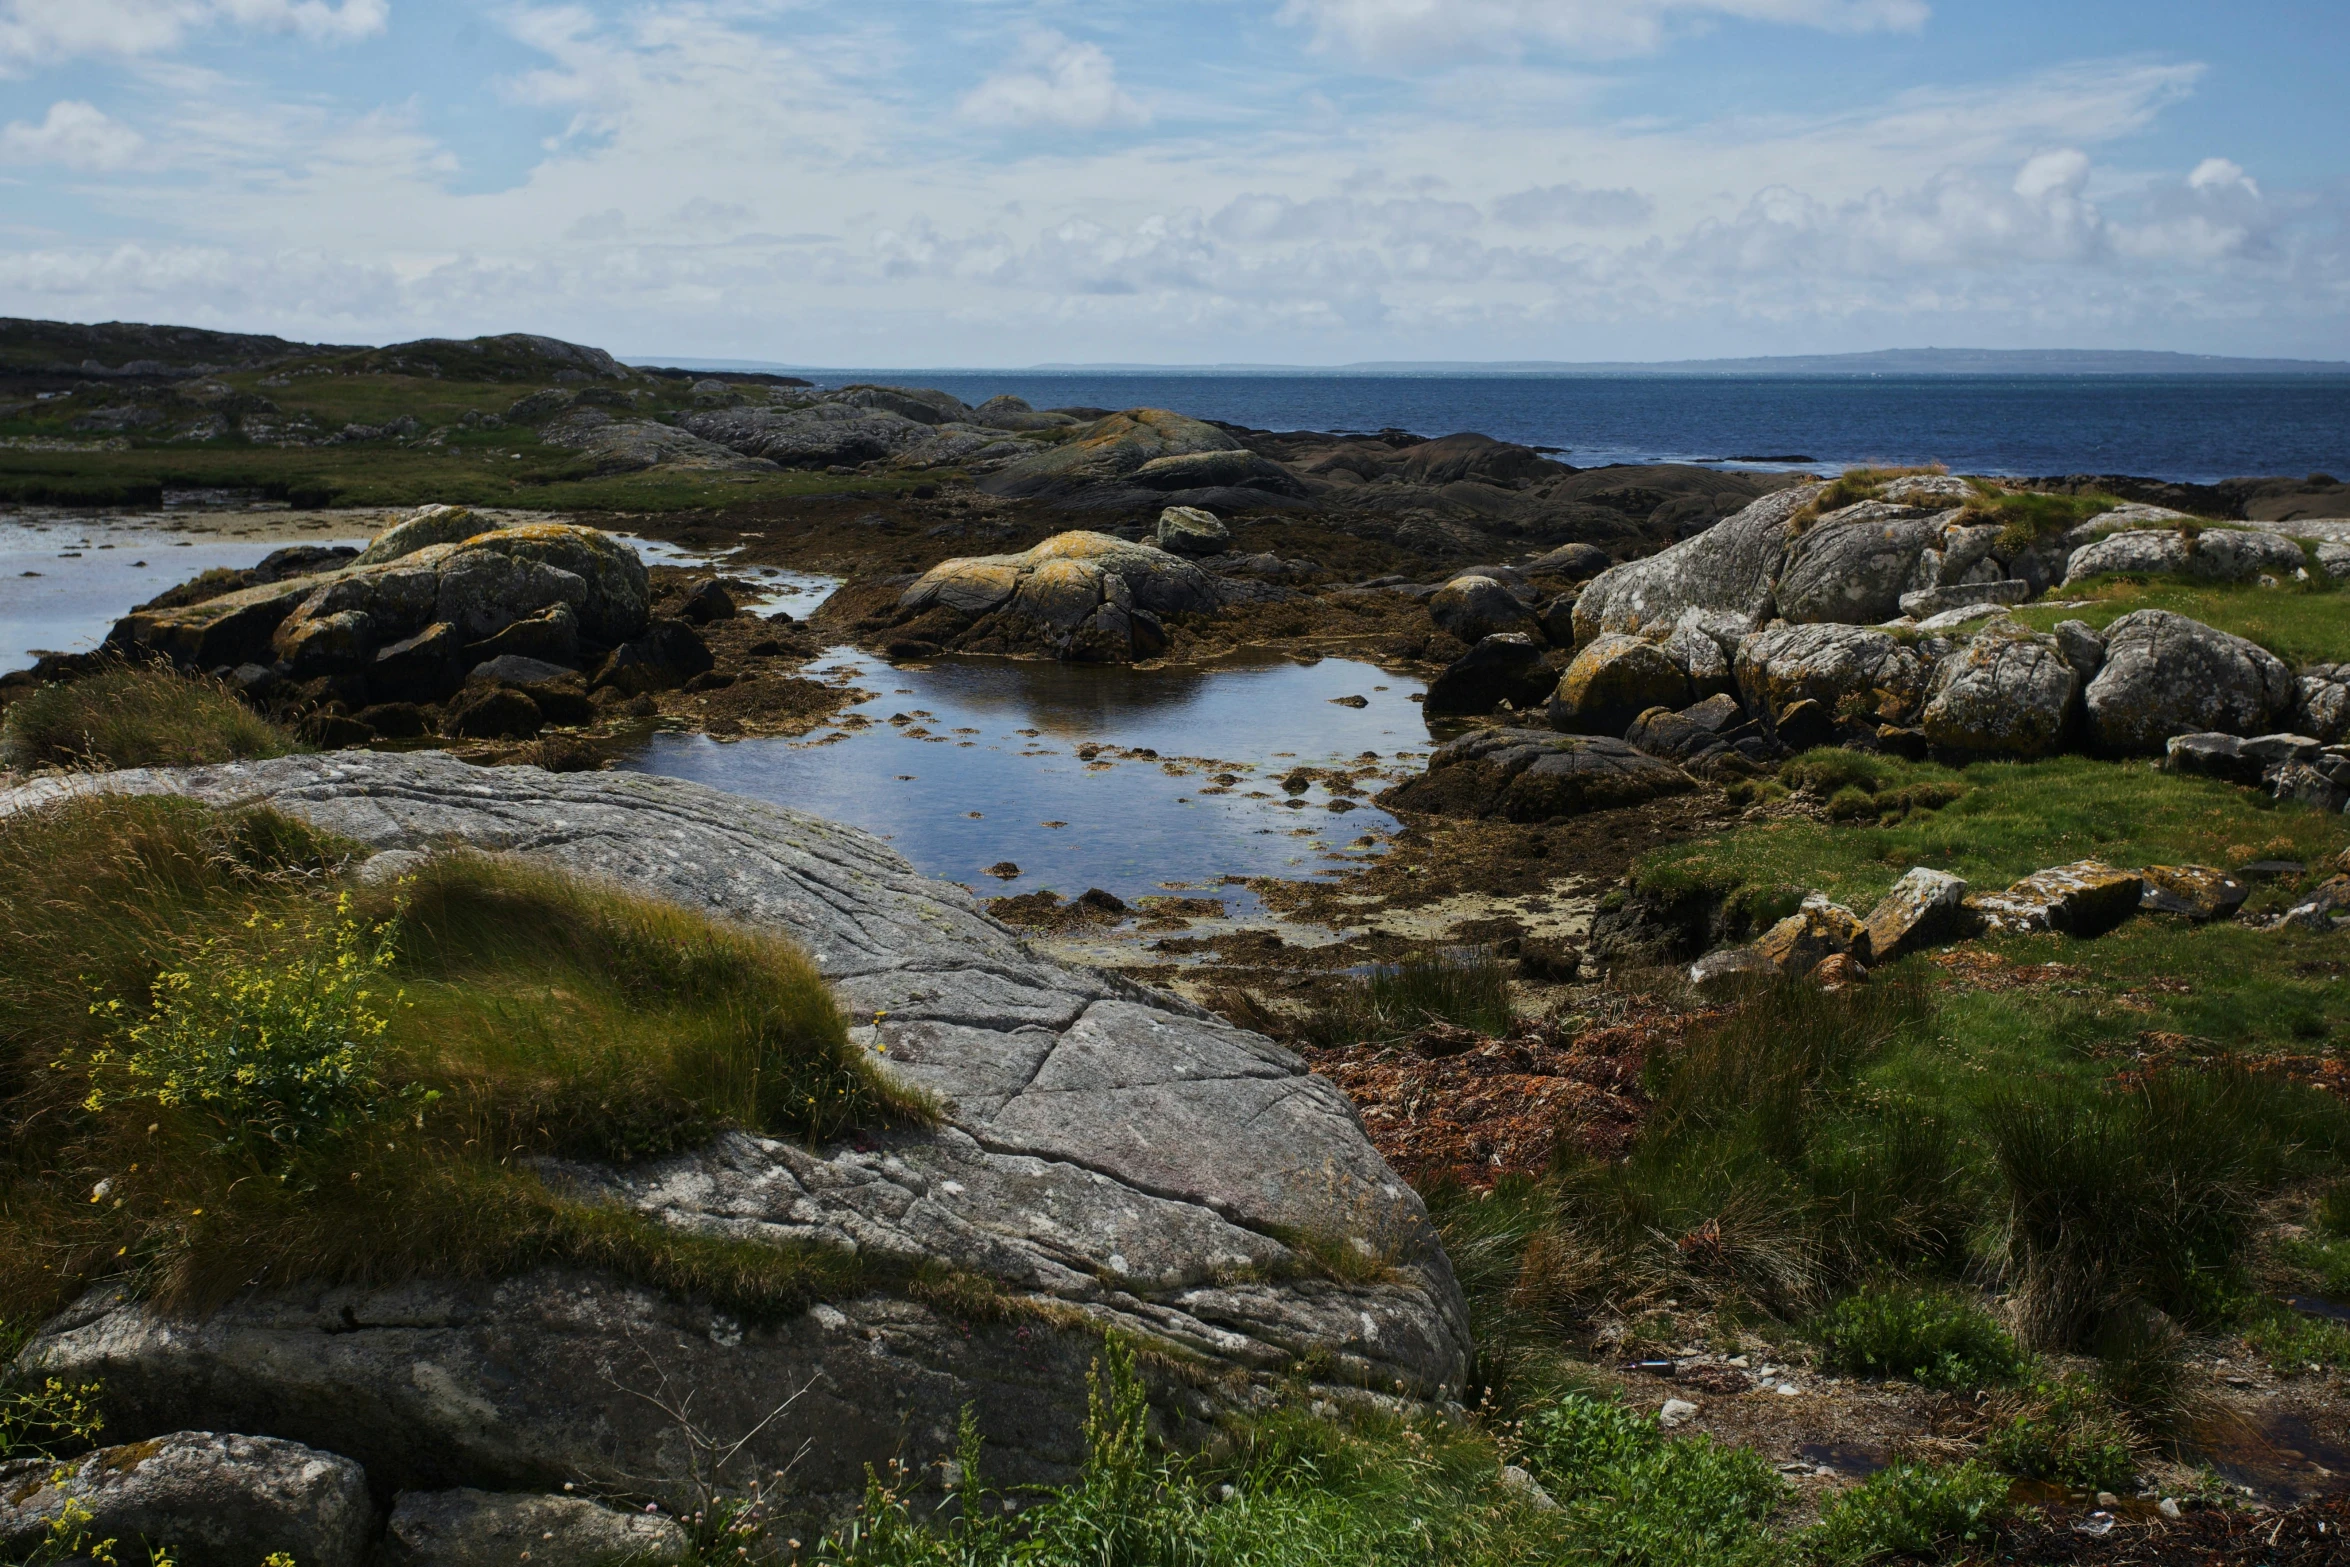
[1378, 728, 1694, 821]
[2064, 527, 2308, 586]
[2082, 609, 2296, 753]
[3, 754, 1467, 1515]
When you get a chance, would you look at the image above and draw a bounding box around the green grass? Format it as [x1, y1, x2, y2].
[1809, 1461, 2008, 1564]
[0, 793, 935, 1328]
[0, 662, 307, 772]
[2014, 573, 2350, 668]
[1980, 1379, 2138, 1493]
[1304, 949, 1516, 1046]
[1956, 488, 2124, 552]
[1813, 1286, 2028, 1389]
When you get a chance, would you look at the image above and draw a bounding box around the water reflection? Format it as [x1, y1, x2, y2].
[626, 648, 1435, 907]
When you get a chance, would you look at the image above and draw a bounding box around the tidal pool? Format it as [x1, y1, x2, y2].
[625, 647, 1434, 909]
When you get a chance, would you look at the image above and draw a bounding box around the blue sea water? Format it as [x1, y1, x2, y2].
[789, 372, 2350, 485]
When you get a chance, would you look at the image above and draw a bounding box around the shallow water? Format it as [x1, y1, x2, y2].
[623, 647, 1433, 908]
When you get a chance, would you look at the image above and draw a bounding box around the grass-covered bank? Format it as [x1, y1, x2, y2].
[0, 661, 308, 773]
[0, 793, 935, 1331]
[2015, 570, 2350, 668]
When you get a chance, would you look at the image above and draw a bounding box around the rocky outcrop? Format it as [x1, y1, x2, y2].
[383, 1489, 689, 1567]
[679, 402, 937, 467]
[1571, 484, 1821, 643]
[1547, 633, 1688, 736]
[0, 1431, 372, 1567]
[1754, 894, 1866, 975]
[542, 407, 782, 476]
[1774, 503, 1946, 624]
[2082, 609, 2296, 754]
[980, 409, 1303, 507]
[110, 512, 649, 681]
[1734, 623, 1930, 733]
[1378, 729, 1693, 822]
[1919, 622, 2079, 757]
[1421, 634, 1552, 718]
[5, 755, 1466, 1515]
[890, 532, 1219, 662]
[2063, 527, 2307, 586]
[2295, 667, 2350, 743]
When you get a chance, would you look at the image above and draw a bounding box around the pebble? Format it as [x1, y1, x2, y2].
[2159, 1498, 2182, 1519]
[1658, 1398, 1698, 1428]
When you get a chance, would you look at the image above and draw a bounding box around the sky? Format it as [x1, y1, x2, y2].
[0, 0, 2344, 366]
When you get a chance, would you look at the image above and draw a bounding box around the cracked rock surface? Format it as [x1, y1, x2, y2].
[3, 753, 1468, 1511]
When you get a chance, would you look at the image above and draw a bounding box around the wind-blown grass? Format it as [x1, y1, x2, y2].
[1304, 949, 1515, 1046]
[0, 793, 932, 1329]
[0, 662, 305, 772]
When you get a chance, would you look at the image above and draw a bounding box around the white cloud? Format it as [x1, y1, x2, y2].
[0, 100, 144, 170]
[1491, 182, 1653, 228]
[1278, 0, 1929, 64]
[0, 0, 386, 69]
[959, 31, 1148, 130]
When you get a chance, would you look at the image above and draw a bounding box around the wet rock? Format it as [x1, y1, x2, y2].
[1774, 504, 1942, 623]
[2139, 865, 2250, 921]
[1689, 947, 1779, 993]
[1573, 484, 1822, 643]
[592, 619, 714, 696]
[1899, 580, 2034, 618]
[1422, 633, 1552, 718]
[1525, 542, 1610, 581]
[1860, 868, 1977, 963]
[463, 601, 580, 668]
[1379, 728, 1695, 822]
[1548, 634, 1689, 736]
[1429, 574, 1540, 645]
[1755, 893, 1865, 974]
[439, 685, 542, 740]
[1919, 622, 2078, 757]
[896, 533, 1216, 662]
[382, 1489, 688, 1567]
[1734, 624, 1931, 732]
[1966, 860, 2143, 936]
[354, 504, 505, 567]
[680, 579, 738, 625]
[1155, 506, 1230, 557]
[6, 754, 1468, 1515]
[0, 1431, 371, 1567]
[2084, 610, 2296, 753]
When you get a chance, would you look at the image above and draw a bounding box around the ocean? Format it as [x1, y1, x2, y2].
[779, 372, 2350, 485]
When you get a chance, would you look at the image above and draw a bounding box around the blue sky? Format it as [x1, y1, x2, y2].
[0, 0, 2343, 365]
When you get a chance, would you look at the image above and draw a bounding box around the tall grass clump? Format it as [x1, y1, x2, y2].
[1986, 1068, 2349, 1348]
[1808, 1461, 2008, 1564]
[0, 661, 304, 772]
[0, 793, 932, 1329]
[1305, 949, 1514, 1046]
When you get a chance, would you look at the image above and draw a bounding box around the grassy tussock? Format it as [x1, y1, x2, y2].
[2014, 572, 2350, 667]
[1304, 949, 1515, 1046]
[0, 662, 305, 773]
[0, 794, 931, 1328]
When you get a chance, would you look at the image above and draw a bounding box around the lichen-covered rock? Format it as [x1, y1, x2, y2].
[979, 409, 1248, 500]
[1734, 623, 1931, 731]
[542, 408, 782, 476]
[2139, 864, 2250, 921]
[2063, 527, 2307, 586]
[0, 1431, 371, 1567]
[1860, 868, 1976, 963]
[354, 504, 507, 567]
[2083, 609, 2296, 753]
[1774, 504, 1943, 623]
[1548, 633, 1689, 735]
[1689, 947, 1778, 993]
[1429, 575, 1539, 644]
[1624, 693, 1746, 765]
[1965, 860, 2143, 936]
[1658, 608, 1741, 698]
[2294, 674, 2350, 743]
[1155, 506, 1230, 556]
[895, 532, 1217, 662]
[383, 1489, 689, 1567]
[1919, 622, 2078, 757]
[1526, 542, 1610, 581]
[1754, 893, 1865, 974]
[1572, 484, 1823, 643]
[1379, 728, 1693, 822]
[1898, 580, 2033, 618]
[2052, 619, 2106, 682]
[4, 754, 1468, 1515]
